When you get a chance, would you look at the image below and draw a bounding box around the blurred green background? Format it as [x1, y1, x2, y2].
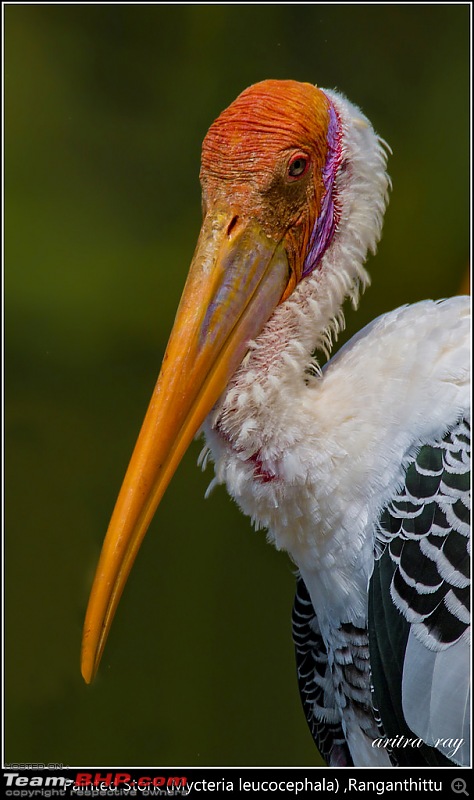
[5, 4, 469, 768]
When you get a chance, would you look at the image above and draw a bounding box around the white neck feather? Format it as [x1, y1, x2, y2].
[209, 89, 390, 441]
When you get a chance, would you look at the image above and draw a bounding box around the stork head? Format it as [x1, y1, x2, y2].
[200, 80, 340, 299]
[81, 80, 388, 683]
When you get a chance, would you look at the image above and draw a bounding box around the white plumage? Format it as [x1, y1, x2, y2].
[200, 90, 470, 766]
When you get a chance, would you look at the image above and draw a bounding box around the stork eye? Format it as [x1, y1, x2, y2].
[287, 154, 310, 180]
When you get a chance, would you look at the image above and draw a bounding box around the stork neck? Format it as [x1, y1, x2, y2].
[227, 229, 369, 400]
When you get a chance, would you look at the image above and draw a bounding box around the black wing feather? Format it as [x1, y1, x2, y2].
[369, 416, 470, 766]
[292, 576, 353, 766]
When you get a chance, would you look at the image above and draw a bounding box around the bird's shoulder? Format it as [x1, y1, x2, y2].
[324, 296, 469, 385]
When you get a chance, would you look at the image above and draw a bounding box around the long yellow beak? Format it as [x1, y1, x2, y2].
[81, 209, 289, 683]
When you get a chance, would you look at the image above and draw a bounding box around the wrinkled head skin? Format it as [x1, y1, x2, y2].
[201, 80, 334, 299]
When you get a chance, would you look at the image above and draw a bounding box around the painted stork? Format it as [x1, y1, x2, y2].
[81, 80, 470, 767]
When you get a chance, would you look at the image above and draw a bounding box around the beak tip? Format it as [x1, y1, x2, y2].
[81, 632, 97, 684]
[81, 660, 95, 685]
